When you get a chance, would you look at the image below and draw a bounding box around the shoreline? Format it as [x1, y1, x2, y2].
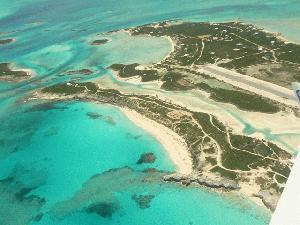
[120, 107, 193, 175]
[109, 69, 162, 86]
[97, 75, 300, 154]
[33, 18, 299, 212]
[249, 19, 300, 45]
[119, 105, 267, 208]
[158, 35, 175, 64]
[34, 89, 283, 211]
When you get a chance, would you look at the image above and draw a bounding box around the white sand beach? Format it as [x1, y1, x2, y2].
[120, 107, 193, 175]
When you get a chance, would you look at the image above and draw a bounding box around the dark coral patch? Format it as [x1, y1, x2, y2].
[86, 202, 119, 218]
[90, 39, 109, 45]
[105, 116, 116, 125]
[0, 173, 46, 225]
[131, 194, 155, 209]
[126, 133, 142, 140]
[137, 153, 156, 164]
[143, 168, 158, 173]
[15, 187, 36, 201]
[43, 127, 59, 137]
[26, 102, 67, 112]
[86, 112, 103, 119]
[33, 213, 44, 222]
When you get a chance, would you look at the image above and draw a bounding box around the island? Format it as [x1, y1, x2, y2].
[64, 69, 94, 75]
[0, 38, 15, 45]
[33, 21, 300, 212]
[0, 63, 32, 82]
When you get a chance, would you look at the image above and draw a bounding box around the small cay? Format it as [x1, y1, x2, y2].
[0, 38, 15, 45]
[0, 63, 32, 82]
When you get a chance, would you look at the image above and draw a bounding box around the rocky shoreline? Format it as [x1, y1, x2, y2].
[163, 173, 239, 190]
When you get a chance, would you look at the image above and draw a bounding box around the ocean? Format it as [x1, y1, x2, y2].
[0, 1, 299, 224]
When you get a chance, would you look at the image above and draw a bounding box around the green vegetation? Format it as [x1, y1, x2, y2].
[42, 83, 85, 95]
[18, 19, 299, 211]
[203, 147, 216, 154]
[205, 157, 217, 166]
[64, 69, 94, 75]
[0, 63, 30, 81]
[161, 71, 194, 91]
[0, 63, 26, 77]
[109, 64, 138, 78]
[42, 82, 98, 95]
[271, 162, 291, 178]
[219, 53, 270, 70]
[192, 111, 290, 176]
[104, 21, 300, 118]
[211, 117, 227, 132]
[222, 147, 262, 171]
[275, 174, 287, 184]
[41, 76, 293, 208]
[197, 82, 281, 113]
[109, 63, 159, 82]
[130, 21, 300, 87]
[193, 112, 261, 171]
[230, 135, 274, 157]
[277, 43, 300, 64]
[210, 166, 238, 179]
[130, 22, 267, 67]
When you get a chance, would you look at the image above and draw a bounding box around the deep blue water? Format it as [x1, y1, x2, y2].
[1, 1, 299, 224]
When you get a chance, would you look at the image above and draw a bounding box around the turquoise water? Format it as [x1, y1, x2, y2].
[0, 100, 270, 225]
[0, 101, 173, 207]
[1, 0, 299, 225]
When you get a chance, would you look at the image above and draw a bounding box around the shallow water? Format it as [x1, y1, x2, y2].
[0, 101, 173, 206]
[0, 101, 270, 225]
[1, 0, 299, 224]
